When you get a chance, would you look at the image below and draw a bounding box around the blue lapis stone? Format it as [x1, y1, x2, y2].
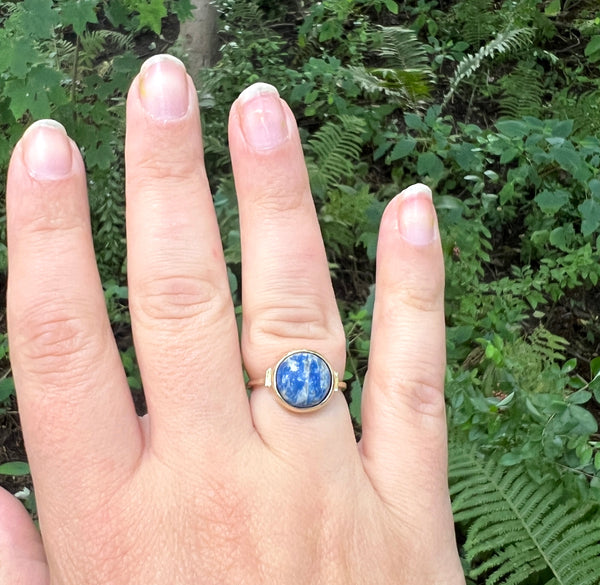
[274, 351, 333, 409]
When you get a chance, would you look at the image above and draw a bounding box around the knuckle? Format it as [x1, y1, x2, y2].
[132, 273, 231, 327]
[248, 173, 308, 214]
[371, 371, 446, 420]
[388, 276, 444, 314]
[12, 299, 100, 380]
[134, 151, 200, 183]
[246, 301, 345, 352]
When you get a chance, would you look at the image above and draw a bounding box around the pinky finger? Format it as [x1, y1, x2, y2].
[360, 184, 448, 511]
[0, 488, 49, 585]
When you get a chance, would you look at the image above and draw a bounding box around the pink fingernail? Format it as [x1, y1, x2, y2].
[238, 83, 289, 150]
[139, 54, 190, 121]
[397, 184, 436, 246]
[23, 120, 73, 180]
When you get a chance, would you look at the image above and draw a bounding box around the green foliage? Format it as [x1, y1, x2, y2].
[0, 461, 31, 476]
[307, 115, 366, 198]
[450, 438, 600, 585]
[347, 26, 434, 107]
[497, 61, 545, 119]
[0, 0, 189, 276]
[443, 27, 535, 107]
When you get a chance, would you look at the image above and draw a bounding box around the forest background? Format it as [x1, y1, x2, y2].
[1, 0, 600, 583]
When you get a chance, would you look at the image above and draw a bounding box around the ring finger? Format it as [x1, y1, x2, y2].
[229, 84, 356, 468]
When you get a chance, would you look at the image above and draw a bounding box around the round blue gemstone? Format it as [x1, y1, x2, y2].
[274, 351, 333, 409]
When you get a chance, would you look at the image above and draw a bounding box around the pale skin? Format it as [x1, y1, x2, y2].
[0, 54, 465, 584]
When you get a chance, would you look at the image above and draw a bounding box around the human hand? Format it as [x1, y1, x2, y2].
[0, 55, 464, 584]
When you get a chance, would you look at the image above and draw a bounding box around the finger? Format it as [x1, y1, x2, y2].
[359, 185, 449, 513]
[125, 55, 251, 457]
[6, 121, 142, 495]
[0, 488, 49, 585]
[229, 84, 356, 465]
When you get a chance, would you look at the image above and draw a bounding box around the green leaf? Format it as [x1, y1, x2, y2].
[61, 0, 100, 36]
[22, 0, 59, 38]
[549, 225, 573, 250]
[495, 120, 529, 138]
[404, 112, 424, 130]
[590, 179, 600, 199]
[552, 119, 573, 138]
[0, 462, 30, 476]
[104, 0, 131, 28]
[499, 451, 523, 466]
[579, 199, 600, 237]
[383, 0, 399, 14]
[6, 66, 66, 119]
[535, 189, 569, 214]
[550, 146, 582, 174]
[0, 377, 15, 402]
[389, 137, 416, 161]
[319, 19, 344, 42]
[585, 36, 600, 63]
[568, 405, 598, 435]
[567, 389, 592, 405]
[499, 146, 520, 164]
[591, 356, 600, 378]
[452, 143, 479, 170]
[417, 152, 444, 181]
[172, 0, 193, 21]
[136, 0, 167, 34]
[349, 380, 362, 423]
[9, 38, 41, 78]
[545, 0, 560, 16]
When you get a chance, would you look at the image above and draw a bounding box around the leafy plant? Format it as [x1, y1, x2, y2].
[450, 438, 600, 585]
[307, 114, 367, 198]
[442, 27, 535, 107]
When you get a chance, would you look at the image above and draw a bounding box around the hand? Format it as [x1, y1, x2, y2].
[0, 55, 464, 584]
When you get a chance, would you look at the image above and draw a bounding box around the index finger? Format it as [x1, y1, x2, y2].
[6, 121, 142, 502]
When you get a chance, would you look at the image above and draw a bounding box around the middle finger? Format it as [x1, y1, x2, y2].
[125, 55, 252, 458]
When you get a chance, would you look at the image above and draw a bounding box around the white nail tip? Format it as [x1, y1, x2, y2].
[238, 82, 280, 105]
[400, 183, 433, 200]
[24, 119, 67, 137]
[140, 53, 186, 73]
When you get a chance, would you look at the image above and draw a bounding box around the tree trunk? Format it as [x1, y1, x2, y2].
[179, 0, 219, 72]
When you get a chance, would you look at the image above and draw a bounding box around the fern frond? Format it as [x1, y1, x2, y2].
[215, 0, 272, 31]
[78, 30, 133, 70]
[556, 89, 600, 136]
[449, 438, 600, 585]
[527, 326, 568, 362]
[348, 26, 433, 108]
[498, 62, 544, 119]
[376, 26, 431, 73]
[307, 115, 365, 198]
[443, 27, 535, 108]
[47, 38, 77, 67]
[451, 0, 502, 46]
[347, 65, 430, 105]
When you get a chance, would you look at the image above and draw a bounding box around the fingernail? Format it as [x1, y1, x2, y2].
[139, 54, 189, 121]
[23, 120, 73, 180]
[238, 83, 289, 150]
[397, 183, 436, 246]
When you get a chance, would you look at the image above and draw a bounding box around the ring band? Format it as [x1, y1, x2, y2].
[247, 349, 346, 413]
